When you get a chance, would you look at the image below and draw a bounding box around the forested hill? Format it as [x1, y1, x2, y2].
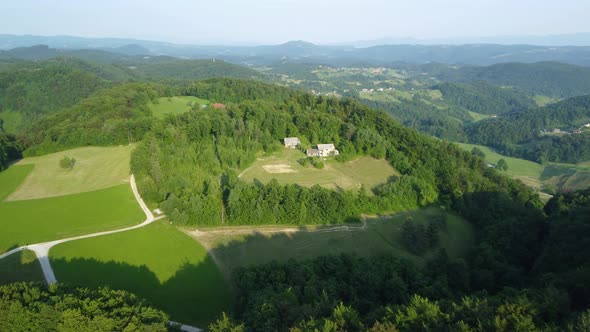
[470, 95, 590, 144]
[0, 58, 111, 125]
[0, 55, 263, 133]
[128, 78, 541, 226]
[468, 95, 590, 162]
[434, 81, 536, 115]
[429, 61, 590, 98]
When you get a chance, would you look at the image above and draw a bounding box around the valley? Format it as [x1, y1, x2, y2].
[1, 31, 590, 331]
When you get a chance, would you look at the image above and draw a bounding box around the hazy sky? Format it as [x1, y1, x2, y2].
[1, 0, 589, 44]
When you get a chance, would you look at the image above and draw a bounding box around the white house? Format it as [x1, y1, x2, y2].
[284, 137, 301, 149]
[317, 144, 339, 157]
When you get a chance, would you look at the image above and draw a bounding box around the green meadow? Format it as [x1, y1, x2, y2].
[455, 142, 590, 193]
[149, 96, 210, 119]
[468, 111, 492, 122]
[240, 149, 399, 192]
[193, 208, 474, 279]
[9, 145, 134, 201]
[455, 142, 545, 189]
[51, 221, 230, 327]
[0, 184, 143, 254]
[0, 164, 33, 201]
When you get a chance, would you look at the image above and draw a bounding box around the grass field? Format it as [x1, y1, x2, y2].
[149, 96, 210, 119]
[533, 95, 560, 107]
[455, 143, 544, 180]
[240, 149, 399, 192]
[0, 250, 44, 285]
[8, 145, 134, 201]
[190, 208, 474, 279]
[0, 109, 23, 133]
[0, 164, 33, 201]
[468, 111, 492, 122]
[0, 184, 143, 254]
[455, 142, 590, 193]
[51, 221, 230, 327]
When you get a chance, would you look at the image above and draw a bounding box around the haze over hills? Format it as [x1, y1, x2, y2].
[3, 34, 590, 66]
[2, 24, 590, 332]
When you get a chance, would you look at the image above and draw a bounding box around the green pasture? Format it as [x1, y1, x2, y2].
[51, 221, 230, 327]
[533, 95, 560, 107]
[0, 164, 33, 201]
[0, 184, 143, 254]
[149, 96, 210, 119]
[455, 143, 544, 179]
[240, 149, 399, 192]
[194, 208, 473, 279]
[455, 142, 590, 193]
[9, 145, 134, 201]
[468, 111, 492, 122]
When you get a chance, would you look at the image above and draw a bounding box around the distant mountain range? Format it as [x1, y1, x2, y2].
[2, 34, 590, 66]
[340, 33, 590, 47]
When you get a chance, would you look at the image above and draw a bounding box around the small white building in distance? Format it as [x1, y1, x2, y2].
[284, 137, 301, 149]
[307, 144, 339, 157]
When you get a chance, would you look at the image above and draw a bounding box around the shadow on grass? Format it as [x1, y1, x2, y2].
[540, 164, 577, 180]
[0, 250, 44, 285]
[202, 207, 471, 281]
[51, 254, 229, 328]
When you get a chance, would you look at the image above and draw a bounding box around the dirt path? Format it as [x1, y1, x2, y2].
[0, 175, 202, 332]
[0, 175, 161, 283]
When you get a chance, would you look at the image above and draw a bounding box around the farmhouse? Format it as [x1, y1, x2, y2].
[284, 137, 301, 148]
[307, 144, 339, 157]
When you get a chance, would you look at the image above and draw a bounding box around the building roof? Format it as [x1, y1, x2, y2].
[284, 137, 300, 144]
[211, 103, 226, 109]
[306, 149, 319, 155]
[317, 144, 335, 151]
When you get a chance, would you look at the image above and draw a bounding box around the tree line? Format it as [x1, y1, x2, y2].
[215, 189, 590, 331]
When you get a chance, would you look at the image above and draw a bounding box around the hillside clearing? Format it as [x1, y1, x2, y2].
[0, 184, 143, 254]
[51, 221, 229, 327]
[149, 96, 210, 119]
[468, 111, 492, 122]
[240, 149, 399, 192]
[188, 208, 474, 279]
[8, 145, 134, 200]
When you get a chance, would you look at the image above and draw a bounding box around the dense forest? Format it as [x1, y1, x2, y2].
[0, 282, 170, 331]
[361, 97, 470, 142]
[433, 81, 536, 115]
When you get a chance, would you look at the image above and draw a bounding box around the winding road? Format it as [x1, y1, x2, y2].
[0, 174, 202, 332]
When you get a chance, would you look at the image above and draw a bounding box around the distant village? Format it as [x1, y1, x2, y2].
[540, 123, 590, 135]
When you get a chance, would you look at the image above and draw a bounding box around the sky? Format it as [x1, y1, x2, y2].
[1, 0, 589, 45]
